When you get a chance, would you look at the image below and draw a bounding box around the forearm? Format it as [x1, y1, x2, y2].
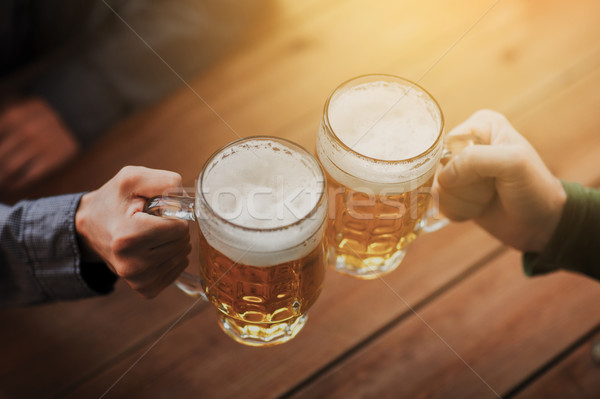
[0, 193, 116, 306]
[523, 181, 600, 280]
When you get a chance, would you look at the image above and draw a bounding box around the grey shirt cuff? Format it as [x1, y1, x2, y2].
[24, 193, 100, 300]
[0, 193, 116, 305]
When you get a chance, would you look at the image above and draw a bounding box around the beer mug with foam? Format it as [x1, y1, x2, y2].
[145, 137, 327, 347]
[317, 74, 479, 279]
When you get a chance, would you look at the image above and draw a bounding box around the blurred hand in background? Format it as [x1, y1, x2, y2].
[0, 98, 79, 192]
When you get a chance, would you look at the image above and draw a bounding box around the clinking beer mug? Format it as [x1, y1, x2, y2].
[144, 77, 477, 346]
[145, 137, 327, 347]
[317, 74, 480, 279]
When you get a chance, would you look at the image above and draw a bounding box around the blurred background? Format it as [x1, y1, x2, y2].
[1, 0, 599, 398]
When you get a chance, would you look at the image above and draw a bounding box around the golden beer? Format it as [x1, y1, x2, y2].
[317, 74, 445, 279]
[198, 233, 325, 343]
[324, 170, 434, 276]
[195, 137, 327, 346]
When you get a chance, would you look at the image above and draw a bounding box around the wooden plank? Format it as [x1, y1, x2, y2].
[289, 251, 600, 399]
[2, 0, 599, 398]
[0, 283, 202, 399]
[62, 223, 500, 399]
[417, 0, 600, 128]
[512, 66, 600, 183]
[512, 331, 600, 399]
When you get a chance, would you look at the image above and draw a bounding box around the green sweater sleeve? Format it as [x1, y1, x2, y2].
[523, 181, 600, 280]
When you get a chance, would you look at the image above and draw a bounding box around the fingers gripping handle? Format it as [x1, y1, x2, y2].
[441, 134, 483, 165]
[144, 195, 205, 298]
[420, 134, 483, 234]
[144, 195, 196, 221]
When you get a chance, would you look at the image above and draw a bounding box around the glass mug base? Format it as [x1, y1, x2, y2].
[328, 247, 407, 280]
[218, 313, 308, 347]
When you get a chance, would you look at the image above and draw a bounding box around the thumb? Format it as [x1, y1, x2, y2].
[438, 145, 522, 188]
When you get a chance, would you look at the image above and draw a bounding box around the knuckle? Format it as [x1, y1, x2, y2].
[498, 146, 532, 179]
[128, 281, 153, 299]
[506, 146, 530, 169]
[139, 281, 163, 299]
[116, 263, 139, 280]
[116, 165, 137, 183]
[111, 234, 135, 257]
[165, 171, 183, 188]
[453, 145, 476, 169]
[118, 165, 138, 175]
[457, 144, 478, 159]
[114, 166, 143, 193]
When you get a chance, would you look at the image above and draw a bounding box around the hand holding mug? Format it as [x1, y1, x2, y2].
[435, 109, 567, 252]
[75, 166, 191, 298]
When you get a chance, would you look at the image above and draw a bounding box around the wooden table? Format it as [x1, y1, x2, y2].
[2, 0, 600, 397]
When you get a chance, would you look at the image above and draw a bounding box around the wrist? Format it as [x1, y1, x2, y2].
[529, 178, 567, 252]
[75, 191, 103, 263]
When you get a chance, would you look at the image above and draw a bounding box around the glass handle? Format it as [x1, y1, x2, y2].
[174, 273, 206, 299]
[143, 195, 205, 298]
[440, 133, 483, 165]
[420, 134, 483, 234]
[144, 195, 196, 221]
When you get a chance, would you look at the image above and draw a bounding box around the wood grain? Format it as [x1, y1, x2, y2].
[512, 331, 600, 399]
[61, 223, 500, 398]
[0, 283, 203, 399]
[1, 0, 600, 398]
[290, 251, 600, 399]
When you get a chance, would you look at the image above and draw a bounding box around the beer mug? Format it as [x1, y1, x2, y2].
[145, 137, 327, 347]
[317, 74, 478, 279]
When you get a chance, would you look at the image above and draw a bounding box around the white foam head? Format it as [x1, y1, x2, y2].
[317, 77, 444, 191]
[196, 138, 326, 266]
